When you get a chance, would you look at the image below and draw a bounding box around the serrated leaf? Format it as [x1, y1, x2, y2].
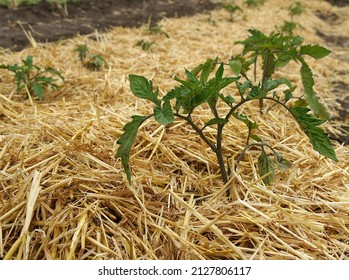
[184, 68, 200, 84]
[219, 93, 235, 106]
[115, 115, 149, 182]
[46, 67, 65, 81]
[275, 50, 296, 68]
[247, 85, 263, 99]
[191, 58, 217, 83]
[290, 107, 337, 161]
[258, 150, 274, 185]
[300, 62, 330, 120]
[237, 80, 252, 95]
[22, 55, 33, 68]
[32, 82, 44, 100]
[129, 74, 160, 106]
[154, 100, 174, 125]
[300, 44, 331, 59]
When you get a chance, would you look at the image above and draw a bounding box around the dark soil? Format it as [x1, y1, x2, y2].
[0, 0, 219, 51]
[326, 0, 349, 7]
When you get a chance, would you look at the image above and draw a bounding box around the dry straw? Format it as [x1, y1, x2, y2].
[0, 0, 348, 260]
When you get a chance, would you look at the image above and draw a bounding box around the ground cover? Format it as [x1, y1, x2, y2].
[0, 0, 348, 260]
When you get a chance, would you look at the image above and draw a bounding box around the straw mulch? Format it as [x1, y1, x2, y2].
[1, 0, 348, 260]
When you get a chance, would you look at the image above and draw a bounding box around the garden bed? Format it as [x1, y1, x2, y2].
[0, 0, 348, 260]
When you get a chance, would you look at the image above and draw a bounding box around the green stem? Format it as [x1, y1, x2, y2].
[174, 113, 217, 152]
[216, 123, 229, 183]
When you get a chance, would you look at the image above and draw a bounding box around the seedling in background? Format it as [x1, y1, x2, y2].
[244, 0, 266, 8]
[206, 13, 218, 26]
[223, 4, 243, 21]
[75, 44, 105, 70]
[278, 21, 300, 36]
[116, 29, 337, 195]
[288, 1, 306, 17]
[136, 40, 155, 51]
[0, 55, 64, 100]
[147, 24, 169, 38]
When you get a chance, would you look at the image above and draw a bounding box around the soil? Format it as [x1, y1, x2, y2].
[0, 0, 220, 51]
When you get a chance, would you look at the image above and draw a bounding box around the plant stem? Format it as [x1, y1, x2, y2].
[175, 112, 229, 186]
[216, 123, 229, 183]
[174, 113, 217, 152]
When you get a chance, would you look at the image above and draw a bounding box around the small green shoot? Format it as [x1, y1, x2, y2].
[223, 4, 243, 21]
[116, 29, 336, 194]
[147, 24, 169, 38]
[278, 21, 300, 35]
[206, 13, 217, 26]
[244, 0, 266, 8]
[288, 1, 306, 17]
[136, 40, 155, 51]
[75, 44, 105, 70]
[0, 55, 64, 100]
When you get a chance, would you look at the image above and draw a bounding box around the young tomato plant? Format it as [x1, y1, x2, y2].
[244, 0, 266, 8]
[136, 40, 155, 51]
[223, 4, 243, 21]
[0, 55, 64, 100]
[116, 29, 337, 192]
[75, 44, 105, 70]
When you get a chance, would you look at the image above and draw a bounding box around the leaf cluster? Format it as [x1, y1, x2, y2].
[75, 44, 105, 70]
[244, 0, 266, 8]
[0, 55, 64, 100]
[232, 29, 331, 119]
[136, 40, 155, 51]
[287, 1, 306, 17]
[116, 29, 337, 187]
[146, 24, 170, 38]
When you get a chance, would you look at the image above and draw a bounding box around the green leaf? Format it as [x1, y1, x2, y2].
[300, 45, 331, 59]
[22, 55, 33, 68]
[46, 67, 65, 81]
[32, 82, 44, 100]
[275, 49, 296, 68]
[219, 93, 235, 106]
[235, 113, 258, 130]
[246, 85, 263, 99]
[215, 63, 224, 81]
[191, 58, 218, 83]
[294, 98, 308, 107]
[237, 80, 252, 95]
[250, 134, 262, 142]
[290, 107, 337, 161]
[284, 91, 293, 103]
[75, 44, 89, 62]
[115, 115, 150, 182]
[229, 59, 242, 75]
[258, 150, 274, 185]
[274, 152, 292, 171]
[203, 118, 229, 128]
[129, 74, 160, 106]
[300, 62, 330, 120]
[154, 100, 174, 125]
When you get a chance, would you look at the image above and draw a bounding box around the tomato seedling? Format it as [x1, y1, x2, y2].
[116, 29, 337, 194]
